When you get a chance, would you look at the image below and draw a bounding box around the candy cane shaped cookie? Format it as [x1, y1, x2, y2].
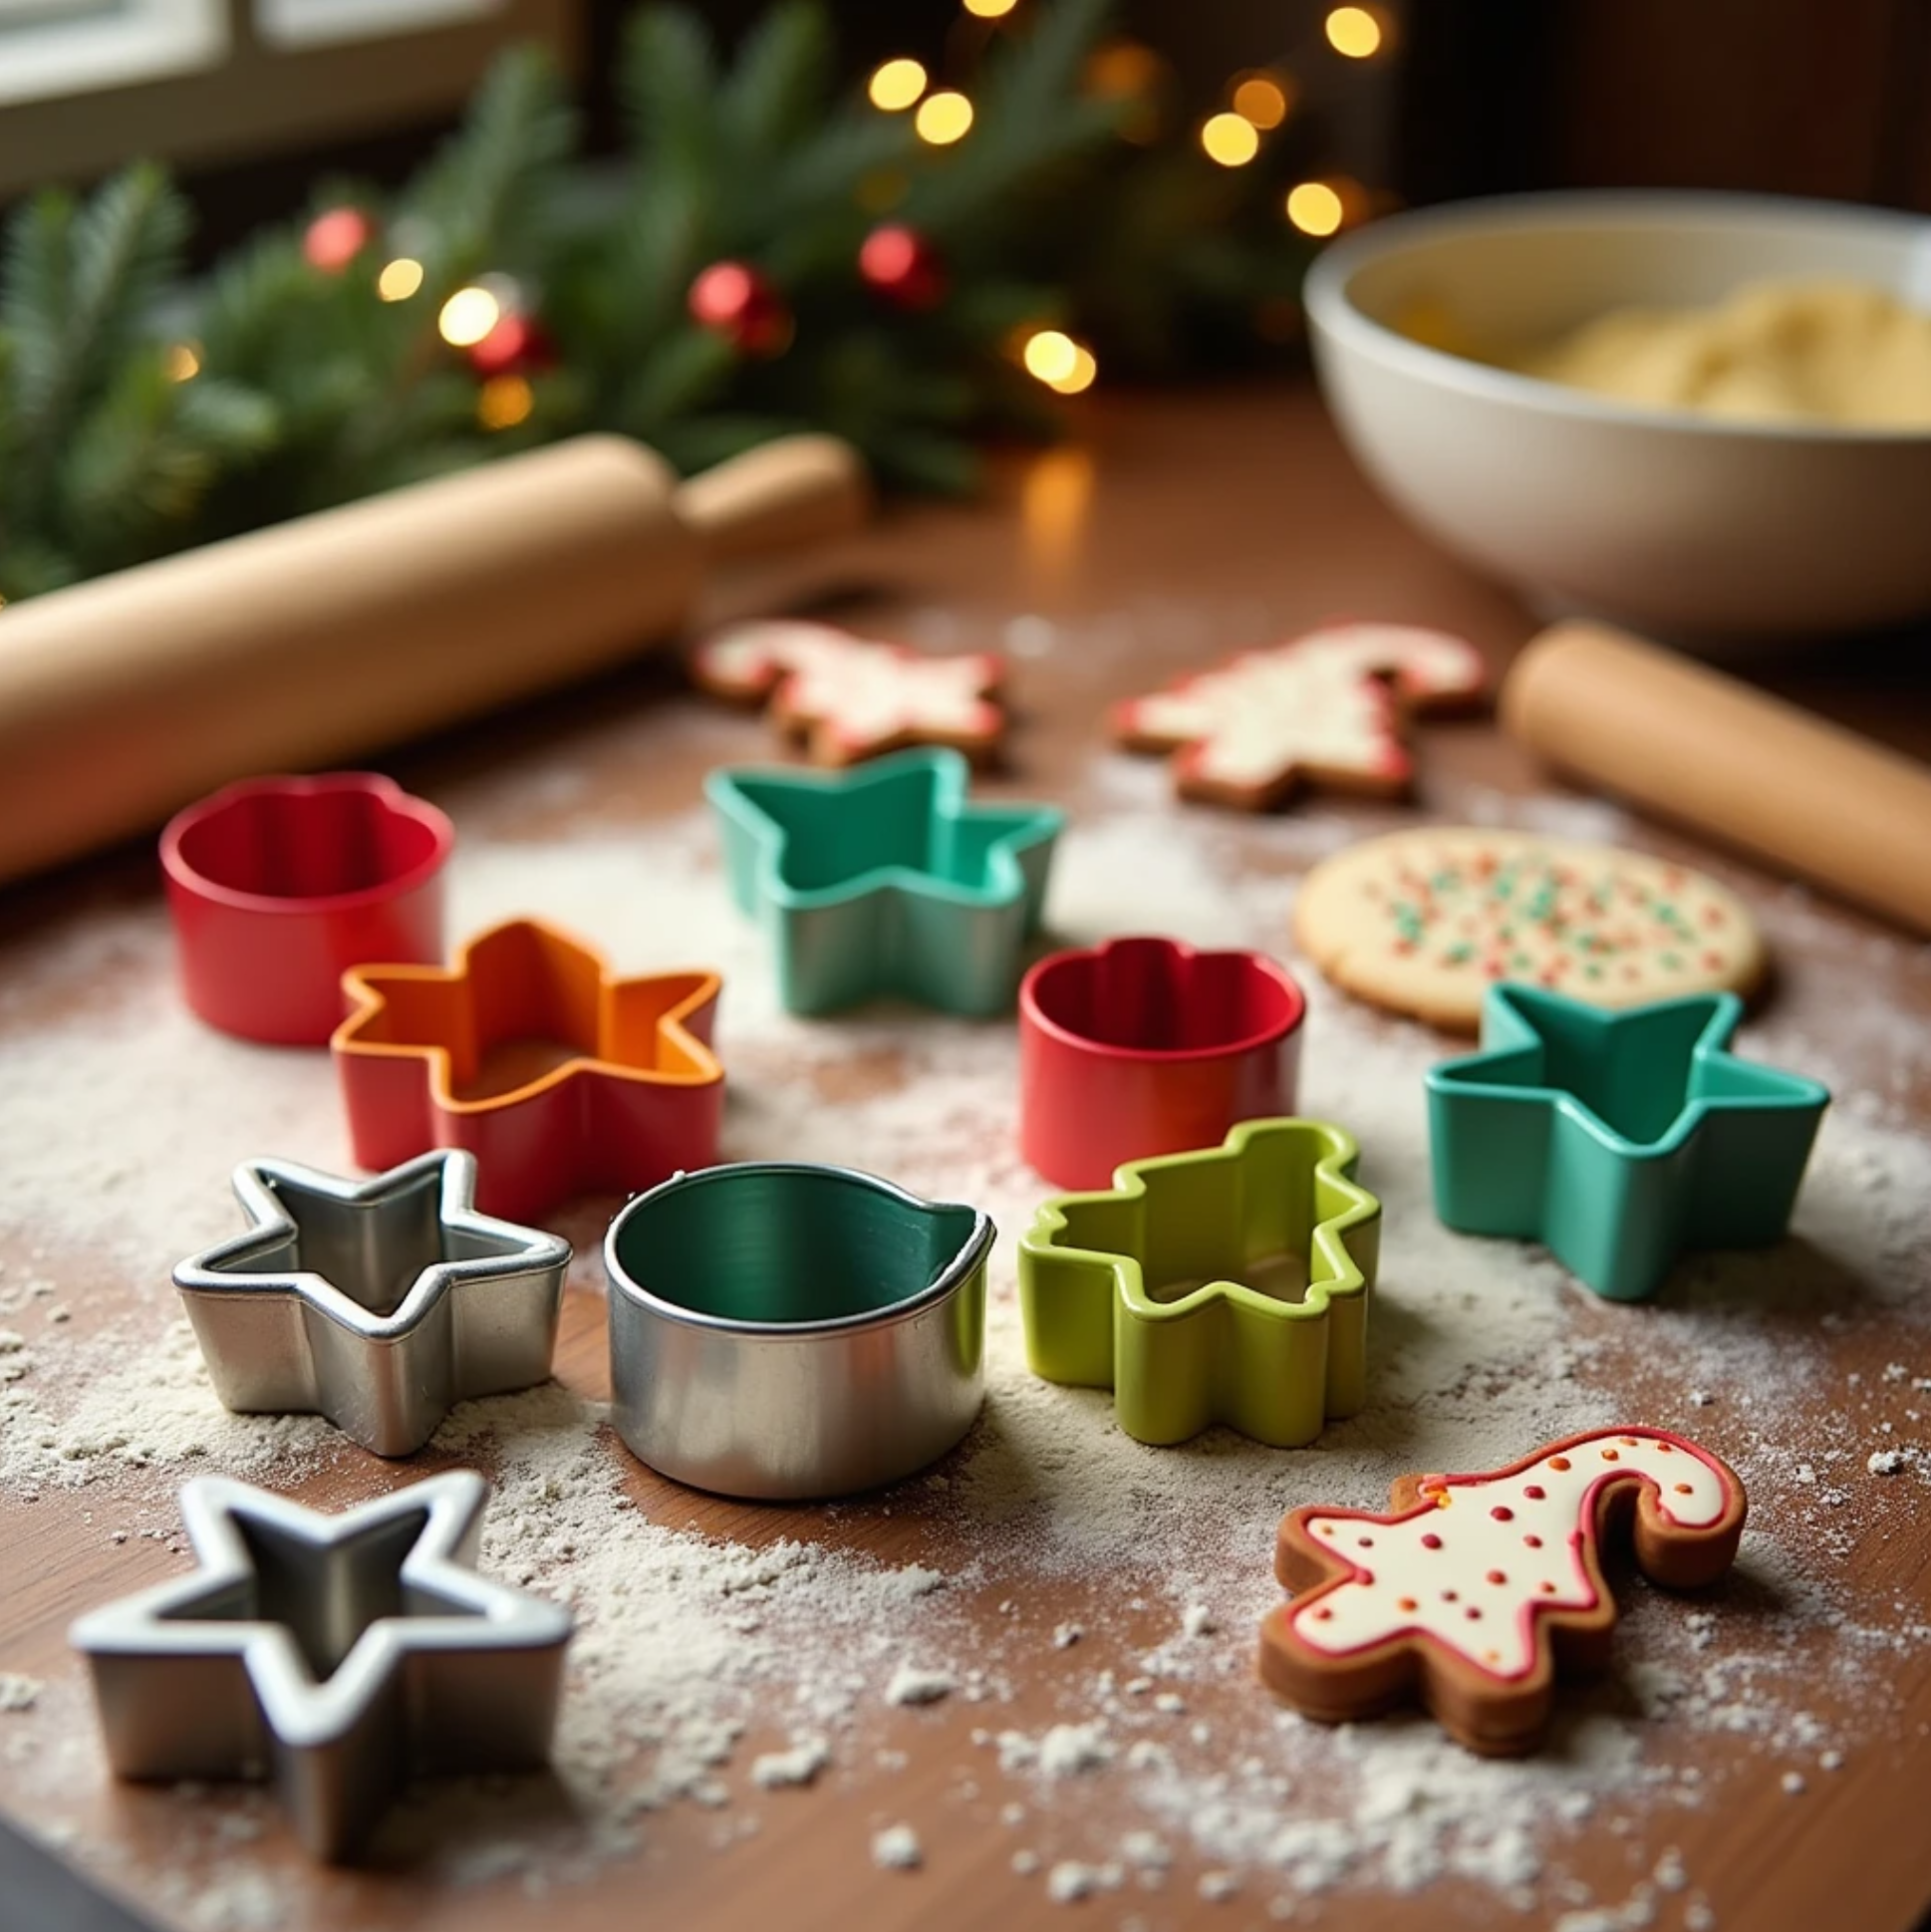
[1258, 1427, 1748, 1755]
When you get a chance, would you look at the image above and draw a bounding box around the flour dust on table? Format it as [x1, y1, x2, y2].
[0, 786, 1926, 1931]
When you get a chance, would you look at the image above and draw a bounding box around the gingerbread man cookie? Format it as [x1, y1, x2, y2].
[1111, 623, 1487, 809]
[691, 619, 1007, 766]
[1258, 1427, 1748, 1755]
[1293, 827, 1765, 1030]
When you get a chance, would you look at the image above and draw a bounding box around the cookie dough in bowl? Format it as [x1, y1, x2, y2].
[1305, 191, 1931, 640]
[1292, 828, 1765, 1031]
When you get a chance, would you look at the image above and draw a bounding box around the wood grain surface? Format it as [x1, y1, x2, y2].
[0, 386, 1927, 1932]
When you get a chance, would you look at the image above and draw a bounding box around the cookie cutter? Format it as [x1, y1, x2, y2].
[70, 1470, 572, 1862]
[704, 747, 1063, 1015]
[1018, 935, 1307, 1189]
[161, 772, 453, 1045]
[1426, 983, 1829, 1302]
[1017, 1118, 1379, 1447]
[332, 917, 724, 1222]
[172, 1149, 570, 1457]
[606, 1162, 991, 1498]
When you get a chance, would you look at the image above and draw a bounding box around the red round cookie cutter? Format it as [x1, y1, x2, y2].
[161, 773, 453, 1046]
[1018, 935, 1307, 1190]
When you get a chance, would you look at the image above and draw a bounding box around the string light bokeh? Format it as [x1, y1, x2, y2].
[437, 286, 501, 348]
[377, 257, 423, 302]
[867, 58, 927, 112]
[914, 90, 974, 144]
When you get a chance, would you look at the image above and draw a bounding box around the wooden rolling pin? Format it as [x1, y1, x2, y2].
[0, 431, 867, 886]
[1503, 621, 1931, 937]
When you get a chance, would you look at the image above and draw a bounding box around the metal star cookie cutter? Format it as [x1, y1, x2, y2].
[1426, 983, 1829, 1302]
[1017, 1117, 1380, 1447]
[173, 1149, 570, 1457]
[332, 916, 724, 1222]
[71, 1470, 571, 1862]
[704, 747, 1062, 1015]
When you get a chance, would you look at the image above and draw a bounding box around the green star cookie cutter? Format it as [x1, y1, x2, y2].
[705, 747, 1063, 1016]
[1426, 983, 1829, 1303]
[1017, 1118, 1380, 1447]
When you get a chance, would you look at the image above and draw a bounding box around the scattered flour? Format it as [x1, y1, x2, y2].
[871, 1823, 922, 1870]
[884, 1665, 956, 1708]
[0, 781, 1924, 1928]
[749, 1737, 830, 1790]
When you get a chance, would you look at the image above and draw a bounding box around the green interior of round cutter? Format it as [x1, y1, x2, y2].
[615, 1169, 980, 1324]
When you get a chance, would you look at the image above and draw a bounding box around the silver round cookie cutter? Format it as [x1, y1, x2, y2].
[605, 1162, 991, 1500]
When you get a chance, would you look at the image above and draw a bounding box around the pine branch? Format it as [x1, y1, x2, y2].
[405, 47, 577, 285]
[0, 187, 76, 472]
[720, 2, 831, 167]
[621, 9, 720, 178]
[44, 166, 188, 452]
[57, 358, 274, 570]
[906, 0, 1120, 235]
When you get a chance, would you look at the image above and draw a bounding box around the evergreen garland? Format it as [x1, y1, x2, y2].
[0, 0, 1320, 603]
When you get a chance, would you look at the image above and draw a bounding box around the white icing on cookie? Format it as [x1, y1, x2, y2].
[696, 621, 1003, 755]
[1116, 624, 1485, 793]
[1287, 1428, 1733, 1680]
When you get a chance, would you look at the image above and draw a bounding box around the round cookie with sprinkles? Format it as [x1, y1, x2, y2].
[1292, 827, 1764, 1030]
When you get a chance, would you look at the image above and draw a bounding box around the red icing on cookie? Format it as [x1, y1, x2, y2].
[1258, 1428, 1750, 1755]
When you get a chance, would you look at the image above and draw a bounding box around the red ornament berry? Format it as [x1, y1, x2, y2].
[303, 207, 375, 274]
[468, 311, 556, 379]
[858, 223, 946, 311]
[688, 261, 791, 357]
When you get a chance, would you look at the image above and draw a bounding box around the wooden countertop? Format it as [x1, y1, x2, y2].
[0, 384, 1926, 1932]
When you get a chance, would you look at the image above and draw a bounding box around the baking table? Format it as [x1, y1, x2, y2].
[0, 385, 1926, 1932]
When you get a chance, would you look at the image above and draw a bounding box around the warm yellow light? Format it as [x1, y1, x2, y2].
[1200, 111, 1259, 167]
[868, 57, 927, 112]
[914, 90, 973, 144]
[1286, 180, 1345, 236]
[477, 374, 534, 430]
[163, 342, 200, 383]
[1325, 5, 1382, 58]
[438, 285, 501, 348]
[964, 0, 1016, 14]
[1047, 344, 1097, 396]
[1232, 73, 1290, 130]
[377, 257, 424, 302]
[1022, 329, 1079, 385]
[1021, 445, 1094, 580]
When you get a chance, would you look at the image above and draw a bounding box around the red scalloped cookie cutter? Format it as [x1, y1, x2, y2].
[1258, 1426, 1748, 1755]
[691, 619, 1007, 765]
[1018, 935, 1306, 1190]
[1112, 622, 1487, 809]
[331, 918, 723, 1222]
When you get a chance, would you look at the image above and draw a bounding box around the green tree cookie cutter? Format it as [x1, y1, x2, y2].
[1017, 1118, 1380, 1448]
[704, 748, 1063, 1016]
[1426, 983, 1830, 1303]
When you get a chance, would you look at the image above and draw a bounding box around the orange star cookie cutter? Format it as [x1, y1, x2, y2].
[1112, 622, 1487, 809]
[332, 918, 723, 1222]
[691, 618, 1007, 765]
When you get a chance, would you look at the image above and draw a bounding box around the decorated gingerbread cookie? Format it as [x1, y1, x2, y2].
[691, 619, 1007, 766]
[1110, 622, 1487, 809]
[1292, 827, 1765, 1029]
[1258, 1427, 1748, 1755]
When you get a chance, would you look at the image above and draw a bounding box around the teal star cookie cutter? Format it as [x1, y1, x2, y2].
[1017, 1118, 1380, 1447]
[1426, 983, 1829, 1303]
[705, 747, 1063, 1016]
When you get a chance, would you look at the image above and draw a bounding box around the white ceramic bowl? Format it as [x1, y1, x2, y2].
[1306, 191, 1931, 639]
